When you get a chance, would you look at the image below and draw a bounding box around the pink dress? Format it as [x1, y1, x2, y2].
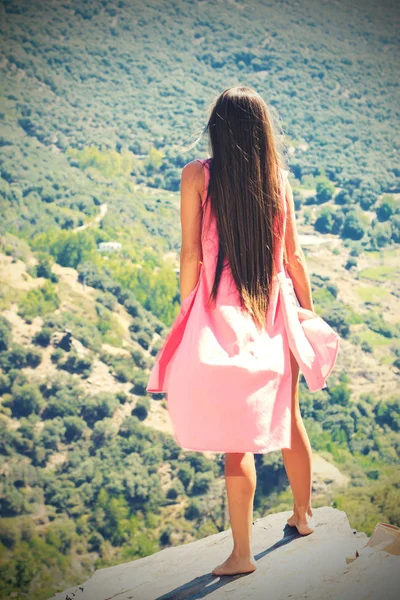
[146, 158, 340, 453]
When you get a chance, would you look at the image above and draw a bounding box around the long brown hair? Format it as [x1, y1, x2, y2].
[203, 86, 287, 329]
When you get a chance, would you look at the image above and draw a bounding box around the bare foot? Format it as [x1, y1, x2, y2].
[212, 551, 257, 576]
[287, 506, 314, 535]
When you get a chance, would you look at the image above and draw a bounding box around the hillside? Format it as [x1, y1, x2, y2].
[0, 226, 399, 598]
[0, 0, 399, 598]
[0, 0, 399, 250]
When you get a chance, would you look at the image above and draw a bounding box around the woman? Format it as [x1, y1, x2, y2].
[147, 86, 339, 576]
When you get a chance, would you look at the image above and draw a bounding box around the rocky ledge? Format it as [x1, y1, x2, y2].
[50, 506, 399, 600]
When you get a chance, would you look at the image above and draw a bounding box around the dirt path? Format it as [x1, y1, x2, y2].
[74, 203, 108, 232]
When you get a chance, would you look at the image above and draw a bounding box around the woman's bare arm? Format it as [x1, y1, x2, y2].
[283, 179, 315, 312]
[179, 160, 203, 302]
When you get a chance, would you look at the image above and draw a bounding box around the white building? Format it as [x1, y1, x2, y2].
[98, 242, 122, 253]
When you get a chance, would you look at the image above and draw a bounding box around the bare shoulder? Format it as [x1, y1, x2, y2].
[182, 159, 203, 181]
[181, 159, 204, 190]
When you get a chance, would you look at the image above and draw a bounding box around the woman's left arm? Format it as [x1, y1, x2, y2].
[179, 161, 204, 303]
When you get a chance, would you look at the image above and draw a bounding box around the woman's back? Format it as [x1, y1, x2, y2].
[147, 156, 294, 454]
[198, 157, 289, 313]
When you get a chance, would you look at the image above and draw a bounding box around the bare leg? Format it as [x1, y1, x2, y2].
[211, 452, 257, 576]
[281, 349, 314, 535]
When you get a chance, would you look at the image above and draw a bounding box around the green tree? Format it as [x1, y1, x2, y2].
[177, 464, 195, 490]
[63, 416, 86, 442]
[32, 327, 52, 347]
[390, 215, 400, 243]
[91, 418, 116, 448]
[329, 383, 351, 406]
[316, 176, 335, 203]
[341, 210, 368, 241]
[132, 397, 151, 421]
[370, 222, 392, 248]
[40, 418, 66, 450]
[36, 252, 57, 281]
[45, 519, 77, 554]
[0, 316, 12, 351]
[11, 383, 44, 418]
[144, 147, 165, 174]
[18, 281, 60, 321]
[34, 230, 96, 269]
[82, 392, 119, 426]
[314, 206, 335, 233]
[322, 306, 350, 338]
[376, 195, 397, 222]
[373, 397, 400, 432]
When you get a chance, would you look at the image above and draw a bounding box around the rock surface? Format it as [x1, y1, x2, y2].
[50, 507, 399, 600]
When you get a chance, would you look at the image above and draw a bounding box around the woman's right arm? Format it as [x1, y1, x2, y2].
[283, 179, 315, 312]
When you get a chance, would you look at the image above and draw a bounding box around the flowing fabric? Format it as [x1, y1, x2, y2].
[146, 158, 340, 453]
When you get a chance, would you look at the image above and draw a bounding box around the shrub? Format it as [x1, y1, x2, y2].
[41, 373, 85, 418]
[132, 397, 151, 421]
[0, 374, 10, 395]
[328, 383, 351, 406]
[0, 316, 11, 351]
[137, 332, 152, 350]
[58, 352, 93, 377]
[361, 341, 373, 353]
[35, 252, 58, 281]
[81, 392, 119, 426]
[116, 391, 128, 404]
[150, 340, 163, 357]
[131, 372, 149, 396]
[51, 348, 65, 364]
[18, 281, 60, 321]
[191, 471, 213, 495]
[321, 306, 350, 338]
[113, 364, 130, 383]
[370, 222, 392, 248]
[390, 215, 400, 243]
[63, 416, 86, 442]
[97, 292, 116, 311]
[45, 519, 77, 554]
[184, 501, 200, 520]
[341, 210, 367, 241]
[376, 195, 397, 222]
[131, 349, 150, 369]
[334, 190, 351, 205]
[40, 418, 66, 450]
[32, 327, 51, 347]
[34, 229, 96, 269]
[365, 313, 399, 339]
[0, 486, 27, 517]
[91, 418, 116, 447]
[166, 487, 178, 500]
[11, 383, 44, 417]
[177, 463, 194, 490]
[314, 206, 343, 234]
[316, 177, 335, 203]
[129, 317, 142, 334]
[160, 530, 171, 545]
[373, 397, 400, 432]
[345, 257, 357, 270]
[327, 283, 338, 298]
[0, 344, 41, 372]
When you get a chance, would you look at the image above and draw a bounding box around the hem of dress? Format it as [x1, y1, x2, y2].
[174, 443, 292, 454]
